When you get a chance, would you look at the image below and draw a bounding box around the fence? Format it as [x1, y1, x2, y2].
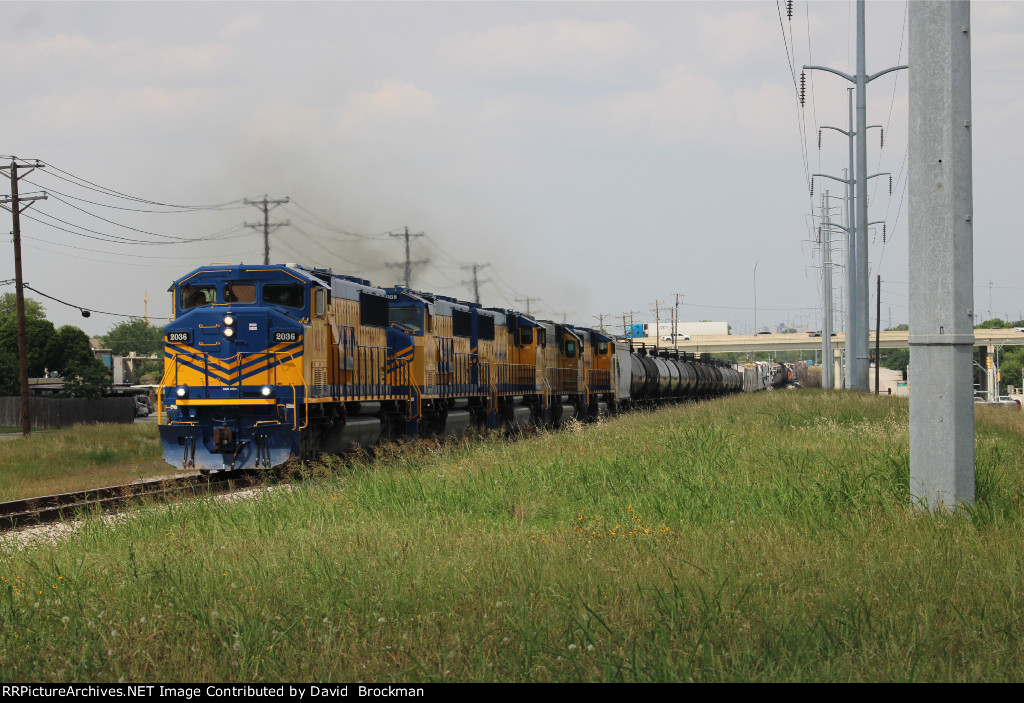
[0, 396, 134, 429]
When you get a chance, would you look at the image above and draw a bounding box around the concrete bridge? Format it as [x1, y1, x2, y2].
[628, 329, 1024, 395]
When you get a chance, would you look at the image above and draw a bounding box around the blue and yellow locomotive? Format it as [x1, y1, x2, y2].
[158, 263, 744, 472]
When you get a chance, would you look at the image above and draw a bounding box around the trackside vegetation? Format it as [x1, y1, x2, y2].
[3, 389, 1024, 682]
[0, 423, 168, 502]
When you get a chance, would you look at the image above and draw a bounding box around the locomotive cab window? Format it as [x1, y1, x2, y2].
[519, 328, 533, 346]
[224, 284, 256, 304]
[181, 285, 217, 310]
[598, 341, 609, 355]
[390, 306, 423, 332]
[263, 284, 305, 309]
[565, 340, 577, 358]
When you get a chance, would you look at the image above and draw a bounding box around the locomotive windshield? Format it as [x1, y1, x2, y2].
[263, 284, 305, 309]
[180, 285, 217, 309]
[225, 284, 256, 303]
[389, 306, 423, 332]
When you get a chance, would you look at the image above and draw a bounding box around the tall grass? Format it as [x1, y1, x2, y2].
[0, 423, 166, 502]
[3, 389, 1024, 681]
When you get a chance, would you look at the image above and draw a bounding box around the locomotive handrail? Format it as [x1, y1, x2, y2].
[586, 369, 612, 391]
[545, 366, 579, 394]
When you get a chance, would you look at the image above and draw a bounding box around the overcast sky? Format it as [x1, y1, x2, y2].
[1, 1, 1021, 338]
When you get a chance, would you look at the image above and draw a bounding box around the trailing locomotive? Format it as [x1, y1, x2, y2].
[157, 263, 756, 472]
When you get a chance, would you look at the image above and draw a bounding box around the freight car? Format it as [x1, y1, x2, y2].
[158, 264, 762, 472]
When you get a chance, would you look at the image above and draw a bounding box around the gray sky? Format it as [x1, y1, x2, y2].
[2, 1, 1021, 338]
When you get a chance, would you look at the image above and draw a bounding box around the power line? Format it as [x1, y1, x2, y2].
[37, 160, 242, 210]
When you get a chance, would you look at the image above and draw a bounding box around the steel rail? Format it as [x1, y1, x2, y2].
[0, 469, 259, 532]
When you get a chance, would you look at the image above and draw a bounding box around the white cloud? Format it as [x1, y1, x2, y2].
[445, 20, 651, 80]
[696, 10, 778, 71]
[22, 86, 216, 130]
[0, 33, 230, 81]
[219, 11, 263, 40]
[336, 80, 440, 135]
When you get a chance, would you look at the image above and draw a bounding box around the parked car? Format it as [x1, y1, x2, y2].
[135, 395, 154, 417]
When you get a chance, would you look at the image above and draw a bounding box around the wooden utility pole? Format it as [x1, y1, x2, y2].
[244, 195, 290, 265]
[461, 263, 489, 304]
[651, 301, 665, 341]
[387, 226, 428, 288]
[672, 293, 685, 342]
[0, 159, 47, 436]
[515, 297, 539, 316]
[591, 313, 611, 333]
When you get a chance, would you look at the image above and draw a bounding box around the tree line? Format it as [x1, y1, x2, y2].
[0, 293, 165, 398]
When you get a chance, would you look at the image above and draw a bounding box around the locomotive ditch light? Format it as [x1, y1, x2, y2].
[176, 385, 188, 398]
[261, 385, 273, 397]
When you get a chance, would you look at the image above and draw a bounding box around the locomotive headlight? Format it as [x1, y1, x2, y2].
[223, 327, 235, 338]
[260, 385, 273, 397]
[223, 315, 235, 326]
[223, 314, 236, 338]
[175, 385, 188, 398]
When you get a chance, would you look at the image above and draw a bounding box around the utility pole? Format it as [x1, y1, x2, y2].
[820, 191, 836, 390]
[460, 263, 489, 304]
[673, 293, 684, 343]
[244, 195, 290, 265]
[515, 297, 539, 317]
[908, 0, 974, 511]
[651, 301, 665, 341]
[387, 226, 428, 288]
[804, 0, 907, 390]
[621, 310, 640, 339]
[591, 313, 611, 333]
[0, 159, 47, 436]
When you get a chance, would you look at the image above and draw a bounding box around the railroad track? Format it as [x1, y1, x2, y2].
[0, 469, 262, 532]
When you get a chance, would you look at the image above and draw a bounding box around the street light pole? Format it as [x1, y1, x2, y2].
[753, 260, 759, 335]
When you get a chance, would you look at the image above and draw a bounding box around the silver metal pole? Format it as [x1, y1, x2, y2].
[909, 0, 975, 511]
[852, 0, 870, 391]
[822, 192, 834, 389]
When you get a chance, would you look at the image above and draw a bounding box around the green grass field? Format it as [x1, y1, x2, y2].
[0, 423, 168, 502]
[2, 389, 1024, 682]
